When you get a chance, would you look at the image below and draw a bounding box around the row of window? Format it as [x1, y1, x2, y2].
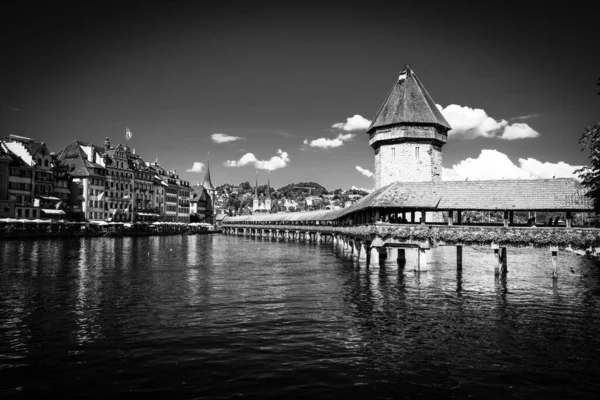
[9, 168, 32, 178]
[35, 171, 53, 181]
[16, 208, 39, 218]
[88, 200, 104, 209]
[37, 158, 50, 167]
[9, 182, 31, 191]
[89, 178, 105, 186]
[88, 211, 106, 219]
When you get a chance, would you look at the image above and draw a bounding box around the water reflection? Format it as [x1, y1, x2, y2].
[0, 237, 599, 398]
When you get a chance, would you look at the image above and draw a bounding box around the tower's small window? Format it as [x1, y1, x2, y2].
[415, 147, 420, 159]
[392, 147, 395, 158]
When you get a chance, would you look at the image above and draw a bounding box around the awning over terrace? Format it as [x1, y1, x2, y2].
[42, 209, 66, 216]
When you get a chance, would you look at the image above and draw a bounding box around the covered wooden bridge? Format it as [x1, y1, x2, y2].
[222, 178, 599, 278]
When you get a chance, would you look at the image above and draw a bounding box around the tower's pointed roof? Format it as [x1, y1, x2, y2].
[367, 65, 451, 134]
[202, 160, 215, 191]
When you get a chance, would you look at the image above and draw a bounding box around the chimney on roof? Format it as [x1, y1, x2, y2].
[133, 148, 135, 154]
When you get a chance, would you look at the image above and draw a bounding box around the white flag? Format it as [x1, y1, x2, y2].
[126, 127, 132, 141]
[98, 191, 105, 200]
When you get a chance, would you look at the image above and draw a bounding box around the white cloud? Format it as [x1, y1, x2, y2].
[332, 114, 372, 131]
[436, 104, 540, 140]
[306, 132, 355, 149]
[186, 162, 205, 173]
[501, 123, 540, 140]
[351, 185, 373, 193]
[212, 133, 243, 143]
[355, 165, 374, 178]
[225, 149, 289, 171]
[336, 132, 355, 141]
[443, 149, 582, 181]
[308, 137, 344, 149]
[511, 113, 540, 121]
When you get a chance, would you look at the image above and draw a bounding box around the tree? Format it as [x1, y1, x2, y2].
[576, 123, 600, 213]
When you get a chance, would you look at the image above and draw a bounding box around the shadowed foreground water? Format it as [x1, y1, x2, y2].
[1, 235, 600, 398]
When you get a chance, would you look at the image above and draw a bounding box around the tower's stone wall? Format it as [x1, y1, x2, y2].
[374, 142, 443, 188]
[371, 125, 445, 189]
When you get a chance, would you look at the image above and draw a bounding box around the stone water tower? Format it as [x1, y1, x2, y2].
[367, 65, 451, 189]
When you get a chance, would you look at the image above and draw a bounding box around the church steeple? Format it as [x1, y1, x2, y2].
[254, 171, 258, 199]
[265, 176, 272, 212]
[202, 160, 215, 192]
[253, 171, 259, 212]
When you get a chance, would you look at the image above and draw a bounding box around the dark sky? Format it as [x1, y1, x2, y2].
[1, 1, 598, 189]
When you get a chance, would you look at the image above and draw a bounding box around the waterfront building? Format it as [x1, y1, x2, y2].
[98, 139, 159, 222]
[2, 135, 67, 219]
[0, 142, 14, 217]
[367, 65, 451, 189]
[190, 184, 214, 223]
[55, 141, 107, 221]
[100, 141, 135, 222]
[146, 161, 190, 222]
[52, 159, 71, 207]
[177, 178, 191, 223]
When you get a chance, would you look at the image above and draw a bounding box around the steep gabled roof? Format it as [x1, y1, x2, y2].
[56, 141, 87, 160]
[367, 65, 451, 133]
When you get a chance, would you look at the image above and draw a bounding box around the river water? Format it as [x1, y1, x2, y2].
[1, 235, 599, 398]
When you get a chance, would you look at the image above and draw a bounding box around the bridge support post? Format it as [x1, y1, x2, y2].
[370, 247, 380, 266]
[295, 231, 300, 241]
[566, 211, 572, 228]
[359, 241, 369, 261]
[457, 245, 463, 270]
[387, 247, 398, 261]
[351, 240, 359, 258]
[316, 232, 321, 243]
[551, 246, 558, 279]
[397, 248, 406, 265]
[415, 248, 429, 272]
[501, 247, 507, 274]
[448, 211, 454, 226]
[492, 243, 501, 276]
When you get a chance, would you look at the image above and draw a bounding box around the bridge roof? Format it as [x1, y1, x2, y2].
[223, 178, 590, 224]
[340, 178, 590, 213]
[367, 65, 451, 134]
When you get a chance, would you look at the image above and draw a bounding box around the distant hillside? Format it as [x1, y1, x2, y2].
[277, 182, 328, 197]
